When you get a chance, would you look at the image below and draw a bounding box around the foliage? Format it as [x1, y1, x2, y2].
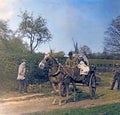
[104, 15, 120, 54]
[18, 10, 52, 53]
[72, 38, 79, 54]
[0, 20, 12, 39]
[53, 51, 65, 58]
[0, 37, 28, 53]
[72, 38, 91, 55]
[0, 33, 47, 91]
[88, 52, 120, 60]
[25, 52, 49, 84]
[0, 52, 48, 91]
[79, 45, 92, 55]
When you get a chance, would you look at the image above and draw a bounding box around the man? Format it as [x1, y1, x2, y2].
[17, 59, 27, 94]
[65, 51, 78, 90]
[111, 63, 120, 91]
[65, 51, 78, 68]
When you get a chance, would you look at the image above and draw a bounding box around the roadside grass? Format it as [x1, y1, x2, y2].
[96, 72, 120, 101]
[25, 102, 120, 115]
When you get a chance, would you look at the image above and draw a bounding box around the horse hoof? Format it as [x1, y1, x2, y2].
[56, 90, 59, 93]
[52, 99, 56, 105]
[59, 102, 62, 106]
[52, 102, 56, 105]
[51, 91, 54, 94]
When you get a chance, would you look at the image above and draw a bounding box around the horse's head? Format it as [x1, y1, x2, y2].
[39, 53, 57, 69]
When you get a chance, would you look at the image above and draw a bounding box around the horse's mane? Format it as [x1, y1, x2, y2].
[49, 54, 59, 66]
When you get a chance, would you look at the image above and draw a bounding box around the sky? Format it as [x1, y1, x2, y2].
[1, 0, 120, 54]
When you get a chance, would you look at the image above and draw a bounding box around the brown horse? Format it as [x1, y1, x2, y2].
[39, 53, 70, 105]
[39, 53, 96, 104]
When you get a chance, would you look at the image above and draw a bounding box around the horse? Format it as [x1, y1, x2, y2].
[39, 53, 71, 105]
[39, 53, 96, 104]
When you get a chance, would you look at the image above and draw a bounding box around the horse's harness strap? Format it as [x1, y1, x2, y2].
[49, 64, 61, 77]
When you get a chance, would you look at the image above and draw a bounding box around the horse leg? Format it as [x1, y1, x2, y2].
[65, 83, 69, 103]
[71, 80, 77, 91]
[73, 86, 76, 102]
[52, 98, 57, 105]
[71, 80, 76, 101]
[51, 83, 57, 105]
[58, 83, 62, 105]
[51, 83, 57, 93]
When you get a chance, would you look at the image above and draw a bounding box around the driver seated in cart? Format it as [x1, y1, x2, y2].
[65, 51, 78, 68]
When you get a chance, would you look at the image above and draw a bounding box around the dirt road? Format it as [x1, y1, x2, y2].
[0, 92, 120, 115]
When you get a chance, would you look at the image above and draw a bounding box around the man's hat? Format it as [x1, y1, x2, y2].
[68, 51, 73, 56]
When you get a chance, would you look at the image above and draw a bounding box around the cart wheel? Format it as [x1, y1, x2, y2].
[89, 73, 96, 99]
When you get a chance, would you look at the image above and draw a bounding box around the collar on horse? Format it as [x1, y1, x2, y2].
[47, 56, 69, 78]
[49, 63, 67, 77]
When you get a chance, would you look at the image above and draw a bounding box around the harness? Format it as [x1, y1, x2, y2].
[49, 63, 61, 77]
[49, 62, 69, 82]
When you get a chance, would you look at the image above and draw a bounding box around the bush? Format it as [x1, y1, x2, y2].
[0, 52, 49, 92]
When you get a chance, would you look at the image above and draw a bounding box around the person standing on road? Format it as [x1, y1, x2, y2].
[110, 63, 120, 91]
[17, 59, 27, 94]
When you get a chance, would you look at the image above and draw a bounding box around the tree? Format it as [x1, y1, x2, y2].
[72, 38, 79, 54]
[18, 10, 52, 53]
[0, 20, 13, 39]
[104, 16, 120, 54]
[79, 45, 91, 65]
[72, 38, 91, 55]
[7, 38, 29, 53]
[79, 45, 91, 55]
